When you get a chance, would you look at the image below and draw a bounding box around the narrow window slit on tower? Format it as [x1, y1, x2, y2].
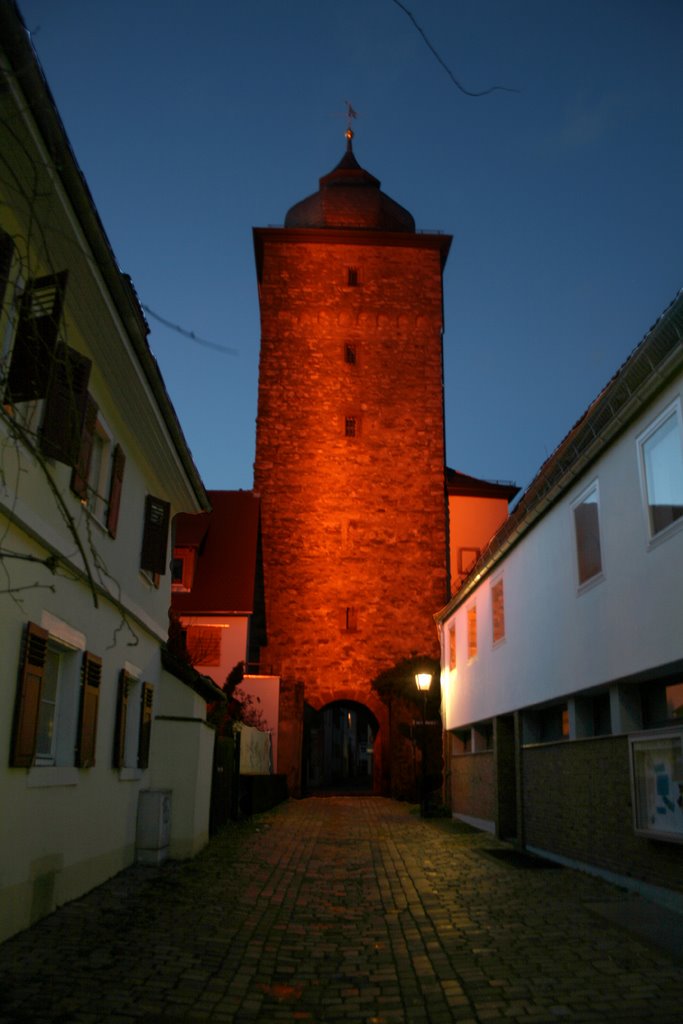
[347, 267, 359, 287]
[344, 343, 356, 365]
[344, 416, 357, 437]
[342, 606, 358, 632]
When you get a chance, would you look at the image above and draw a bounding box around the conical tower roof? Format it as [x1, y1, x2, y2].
[284, 131, 415, 232]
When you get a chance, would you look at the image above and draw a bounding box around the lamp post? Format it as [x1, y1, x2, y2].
[415, 672, 432, 817]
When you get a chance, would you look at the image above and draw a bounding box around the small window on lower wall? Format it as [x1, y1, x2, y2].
[473, 722, 493, 751]
[629, 729, 683, 843]
[573, 692, 612, 737]
[522, 704, 569, 744]
[452, 728, 472, 754]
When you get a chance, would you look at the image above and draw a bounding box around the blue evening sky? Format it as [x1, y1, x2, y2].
[17, 0, 683, 496]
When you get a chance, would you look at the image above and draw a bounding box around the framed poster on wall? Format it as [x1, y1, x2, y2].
[629, 728, 683, 843]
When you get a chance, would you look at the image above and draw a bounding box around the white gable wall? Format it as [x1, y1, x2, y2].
[442, 375, 683, 731]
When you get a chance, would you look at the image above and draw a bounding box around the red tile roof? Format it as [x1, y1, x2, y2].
[172, 490, 260, 615]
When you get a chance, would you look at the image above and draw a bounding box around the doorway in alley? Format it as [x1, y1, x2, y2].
[303, 700, 378, 794]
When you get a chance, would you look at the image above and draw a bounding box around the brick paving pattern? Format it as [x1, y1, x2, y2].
[1, 797, 682, 1023]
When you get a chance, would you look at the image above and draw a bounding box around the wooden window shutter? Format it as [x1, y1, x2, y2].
[137, 683, 154, 769]
[140, 495, 171, 574]
[70, 393, 99, 498]
[112, 670, 132, 769]
[40, 344, 92, 466]
[106, 444, 126, 538]
[5, 270, 68, 403]
[76, 651, 102, 768]
[10, 622, 48, 767]
[0, 229, 14, 313]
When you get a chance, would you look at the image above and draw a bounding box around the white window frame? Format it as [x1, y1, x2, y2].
[34, 613, 85, 768]
[570, 479, 604, 591]
[86, 411, 113, 524]
[636, 398, 683, 546]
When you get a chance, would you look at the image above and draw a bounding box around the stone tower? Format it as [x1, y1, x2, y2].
[253, 133, 451, 797]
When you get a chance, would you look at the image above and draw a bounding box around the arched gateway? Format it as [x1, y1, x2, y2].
[253, 132, 452, 798]
[303, 698, 380, 794]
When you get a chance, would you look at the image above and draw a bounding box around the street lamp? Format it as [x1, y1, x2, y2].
[415, 672, 432, 817]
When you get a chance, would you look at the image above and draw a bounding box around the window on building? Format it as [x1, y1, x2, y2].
[140, 495, 171, 575]
[467, 605, 477, 660]
[572, 482, 603, 585]
[641, 679, 683, 729]
[344, 416, 357, 438]
[573, 692, 612, 737]
[138, 683, 154, 769]
[667, 681, 683, 721]
[473, 722, 494, 751]
[458, 547, 480, 577]
[638, 402, 683, 539]
[113, 670, 154, 771]
[185, 625, 222, 666]
[71, 399, 124, 531]
[340, 606, 358, 632]
[491, 577, 505, 644]
[347, 267, 359, 287]
[171, 547, 197, 591]
[448, 621, 456, 671]
[522, 704, 569, 744]
[452, 728, 472, 754]
[4, 271, 68, 403]
[340, 517, 358, 551]
[0, 229, 17, 357]
[39, 343, 92, 467]
[344, 343, 357, 365]
[10, 619, 100, 768]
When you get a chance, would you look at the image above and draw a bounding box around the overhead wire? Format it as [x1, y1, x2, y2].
[141, 305, 239, 356]
[389, 0, 518, 97]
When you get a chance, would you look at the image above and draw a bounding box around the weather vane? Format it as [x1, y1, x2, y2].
[344, 100, 358, 141]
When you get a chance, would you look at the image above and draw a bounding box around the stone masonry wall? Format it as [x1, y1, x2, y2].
[523, 736, 683, 895]
[254, 235, 449, 793]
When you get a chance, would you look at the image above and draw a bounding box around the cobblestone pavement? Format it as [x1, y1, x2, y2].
[1, 797, 682, 1024]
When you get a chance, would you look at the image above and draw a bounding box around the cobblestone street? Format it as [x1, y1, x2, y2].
[1, 797, 682, 1023]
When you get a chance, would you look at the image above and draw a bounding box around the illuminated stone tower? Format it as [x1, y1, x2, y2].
[253, 133, 451, 796]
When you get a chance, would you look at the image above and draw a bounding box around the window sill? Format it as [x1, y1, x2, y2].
[118, 767, 144, 782]
[646, 514, 683, 551]
[576, 571, 605, 595]
[27, 767, 79, 788]
[83, 506, 109, 534]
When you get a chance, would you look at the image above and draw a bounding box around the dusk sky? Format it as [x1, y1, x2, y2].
[18, 0, 683, 497]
